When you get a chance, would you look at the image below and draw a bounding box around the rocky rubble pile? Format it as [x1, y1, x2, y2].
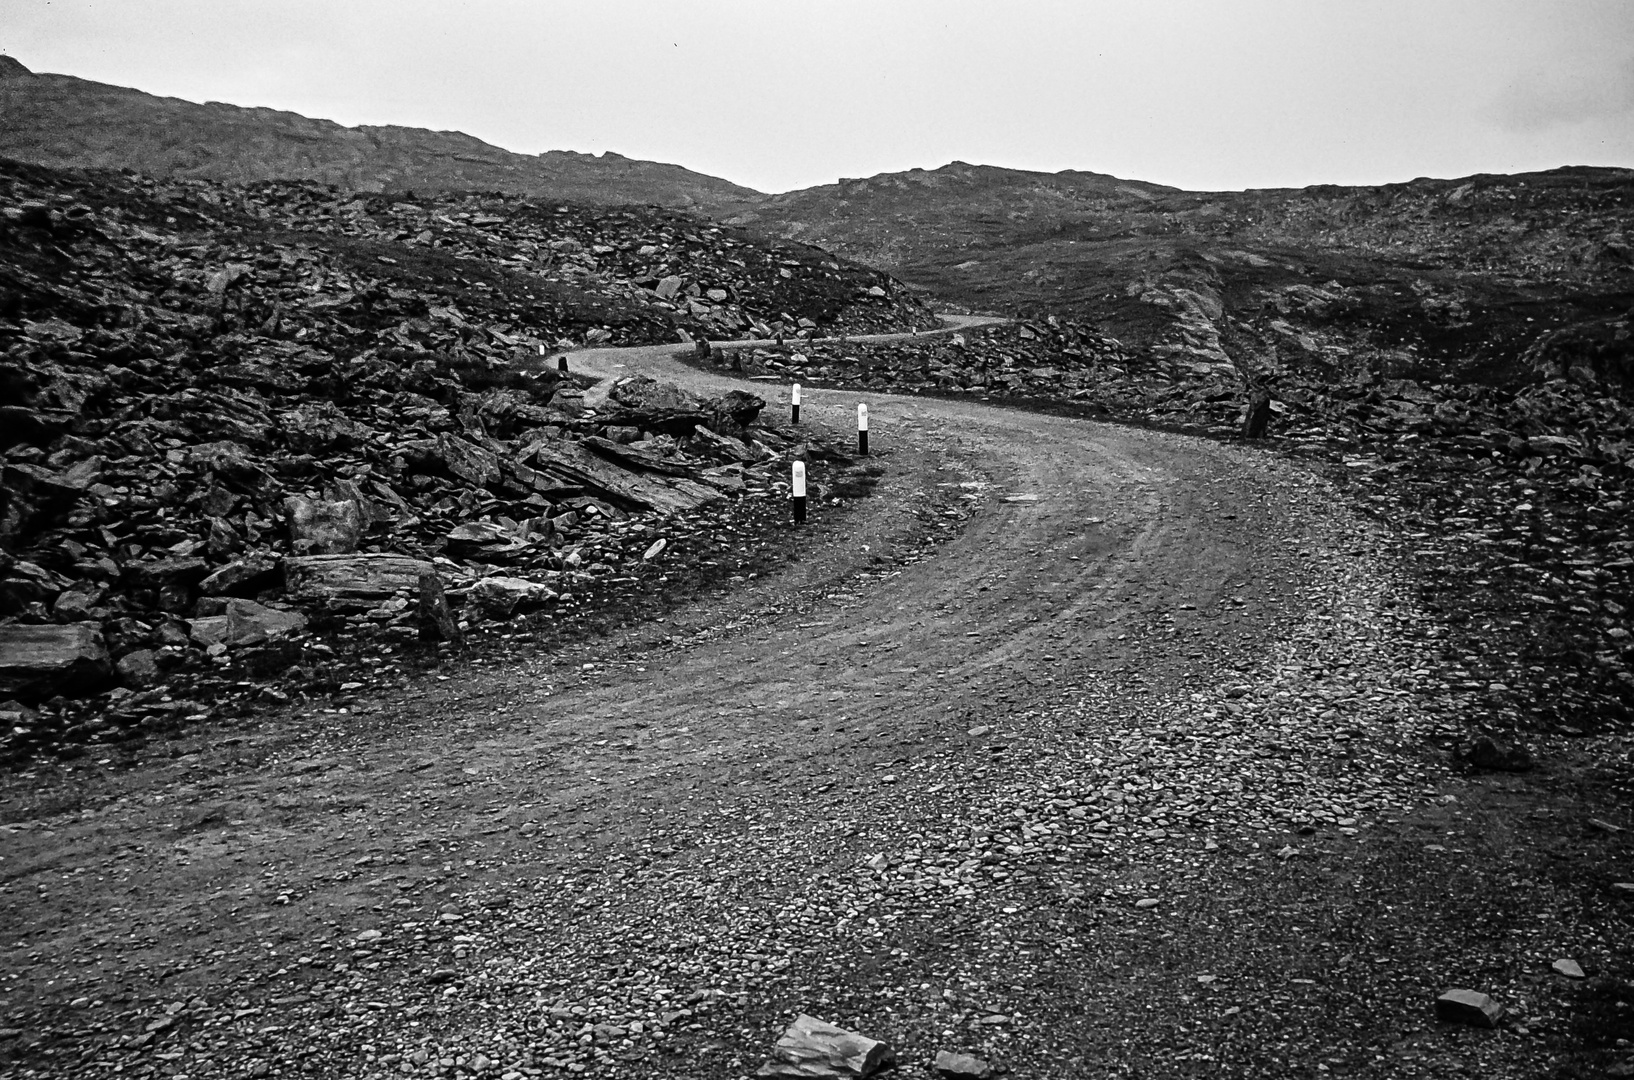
[786, 318, 1634, 731]
[0, 158, 908, 761]
[701, 318, 1133, 398]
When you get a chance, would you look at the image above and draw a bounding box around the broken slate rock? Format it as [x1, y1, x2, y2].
[469, 576, 557, 617]
[756, 1014, 895, 1079]
[710, 388, 767, 437]
[189, 599, 307, 649]
[1463, 734, 1534, 772]
[51, 583, 105, 621]
[114, 648, 162, 688]
[445, 520, 532, 557]
[198, 556, 280, 596]
[933, 1050, 993, 1079]
[1553, 958, 1586, 979]
[284, 553, 436, 604]
[417, 572, 463, 645]
[0, 699, 39, 729]
[437, 432, 501, 487]
[125, 556, 210, 588]
[284, 494, 365, 555]
[1434, 988, 1504, 1028]
[0, 622, 112, 700]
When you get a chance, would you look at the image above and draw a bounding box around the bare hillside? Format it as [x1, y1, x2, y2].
[0, 56, 760, 212]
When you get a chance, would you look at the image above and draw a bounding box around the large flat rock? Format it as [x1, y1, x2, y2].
[0, 622, 113, 700]
[284, 553, 437, 602]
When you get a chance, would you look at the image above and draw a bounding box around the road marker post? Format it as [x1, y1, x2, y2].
[857, 403, 869, 456]
[791, 383, 801, 424]
[558, 354, 568, 373]
[792, 461, 807, 524]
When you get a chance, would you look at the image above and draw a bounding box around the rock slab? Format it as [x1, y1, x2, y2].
[284, 554, 436, 604]
[933, 1050, 993, 1079]
[1434, 988, 1504, 1028]
[0, 622, 112, 700]
[188, 600, 307, 649]
[756, 1014, 895, 1078]
[469, 576, 557, 617]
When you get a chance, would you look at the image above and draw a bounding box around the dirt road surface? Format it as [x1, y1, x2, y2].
[0, 340, 1620, 1078]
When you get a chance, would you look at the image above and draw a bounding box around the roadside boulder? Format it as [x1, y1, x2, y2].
[933, 1051, 993, 1079]
[0, 622, 112, 700]
[1434, 988, 1504, 1028]
[115, 648, 162, 688]
[188, 599, 307, 649]
[284, 553, 436, 605]
[417, 572, 463, 645]
[756, 1014, 895, 1079]
[710, 389, 767, 438]
[469, 576, 557, 617]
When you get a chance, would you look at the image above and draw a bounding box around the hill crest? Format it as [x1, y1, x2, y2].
[0, 56, 761, 211]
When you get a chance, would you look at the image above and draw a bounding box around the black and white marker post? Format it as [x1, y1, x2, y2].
[857, 403, 869, 456]
[791, 382, 801, 424]
[791, 460, 807, 524]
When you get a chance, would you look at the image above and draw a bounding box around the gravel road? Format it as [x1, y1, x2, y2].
[1, 343, 1618, 1079]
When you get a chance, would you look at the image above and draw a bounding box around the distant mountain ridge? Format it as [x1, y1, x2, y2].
[719, 159, 1179, 286]
[5, 53, 1628, 394]
[0, 56, 761, 211]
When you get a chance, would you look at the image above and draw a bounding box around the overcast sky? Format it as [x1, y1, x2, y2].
[7, 0, 1633, 193]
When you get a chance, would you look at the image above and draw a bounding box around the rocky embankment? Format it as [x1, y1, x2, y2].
[702, 318, 1634, 736]
[0, 158, 932, 761]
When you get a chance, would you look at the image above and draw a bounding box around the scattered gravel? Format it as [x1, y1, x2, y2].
[10, 451, 1614, 1080]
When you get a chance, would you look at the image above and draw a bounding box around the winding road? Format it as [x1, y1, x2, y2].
[0, 325, 1419, 1078]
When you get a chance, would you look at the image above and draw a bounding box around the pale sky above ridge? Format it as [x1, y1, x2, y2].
[6, 0, 1633, 194]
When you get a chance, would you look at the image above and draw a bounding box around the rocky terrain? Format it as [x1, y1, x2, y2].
[0, 57, 756, 212]
[3, 55, 1634, 1080]
[0, 155, 933, 762]
[728, 159, 1632, 383]
[698, 311, 1634, 736]
[710, 159, 1634, 738]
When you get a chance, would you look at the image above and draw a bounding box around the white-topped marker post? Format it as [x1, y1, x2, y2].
[792, 460, 807, 524]
[857, 403, 869, 456]
[791, 383, 801, 424]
